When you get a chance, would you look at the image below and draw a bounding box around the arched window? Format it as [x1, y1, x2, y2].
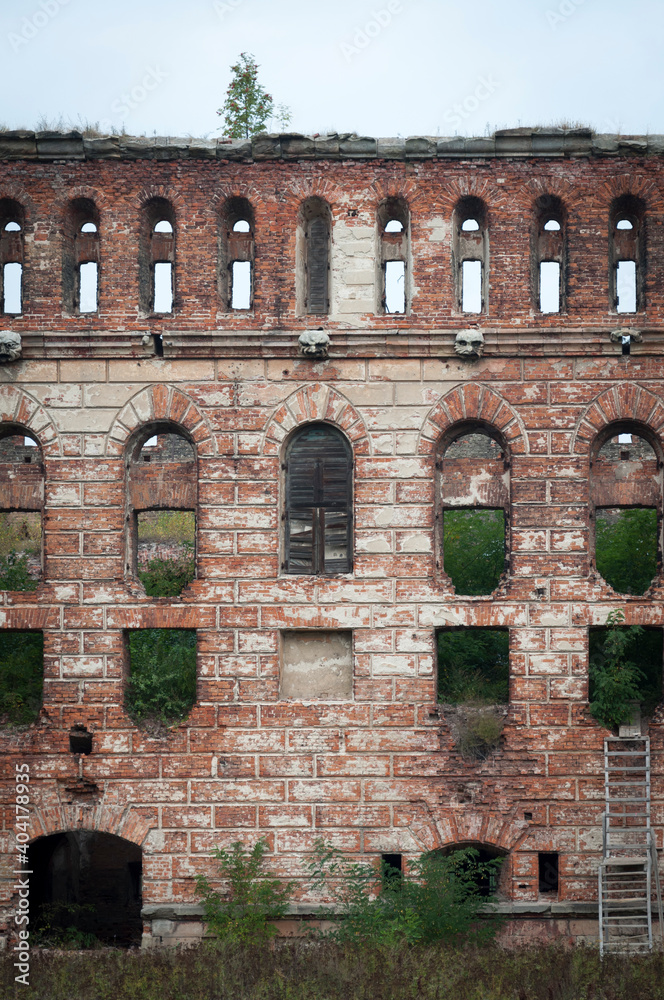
[532, 195, 566, 313]
[283, 423, 352, 575]
[0, 199, 25, 314]
[609, 194, 645, 314]
[63, 198, 100, 314]
[591, 425, 661, 595]
[298, 198, 331, 315]
[377, 197, 409, 314]
[126, 427, 196, 596]
[0, 428, 43, 591]
[439, 426, 509, 595]
[140, 198, 175, 315]
[219, 197, 254, 310]
[453, 197, 488, 314]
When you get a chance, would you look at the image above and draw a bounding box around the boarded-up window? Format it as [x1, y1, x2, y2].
[284, 424, 352, 574]
[306, 215, 330, 314]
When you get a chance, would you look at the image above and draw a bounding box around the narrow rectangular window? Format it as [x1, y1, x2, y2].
[461, 260, 482, 313]
[538, 852, 559, 893]
[3, 262, 22, 314]
[384, 260, 405, 314]
[539, 261, 560, 313]
[153, 262, 173, 313]
[616, 260, 637, 313]
[79, 261, 98, 313]
[230, 260, 251, 310]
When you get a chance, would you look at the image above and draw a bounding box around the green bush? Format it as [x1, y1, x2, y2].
[195, 838, 295, 944]
[138, 550, 195, 597]
[0, 630, 43, 724]
[0, 550, 38, 591]
[455, 707, 505, 759]
[443, 508, 505, 595]
[307, 840, 502, 946]
[589, 610, 648, 730]
[437, 629, 509, 704]
[126, 629, 196, 724]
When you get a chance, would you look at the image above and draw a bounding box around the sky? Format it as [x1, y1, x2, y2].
[1, 0, 662, 139]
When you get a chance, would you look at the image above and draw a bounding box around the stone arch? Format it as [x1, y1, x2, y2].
[23, 799, 153, 849]
[572, 383, 664, 455]
[0, 384, 60, 456]
[418, 383, 528, 456]
[135, 184, 187, 218]
[105, 384, 216, 457]
[263, 383, 371, 456]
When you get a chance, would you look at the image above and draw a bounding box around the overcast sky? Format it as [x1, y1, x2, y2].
[2, 0, 662, 139]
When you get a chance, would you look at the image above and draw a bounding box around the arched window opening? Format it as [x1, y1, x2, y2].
[62, 198, 100, 314]
[28, 832, 142, 946]
[453, 197, 488, 314]
[0, 630, 43, 725]
[439, 427, 509, 595]
[0, 429, 43, 591]
[127, 429, 196, 596]
[610, 194, 645, 313]
[592, 426, 661, 595]
[432, 844, 506, 897]
[298, 197, 331, 315]
[377, 197, 409, 315]
[140, 198, 175, 314]
[284, 423, 352, 575]
[0, 199, 25, 314]
[532, 195, 566, 314]
[219, 198, 254, 311]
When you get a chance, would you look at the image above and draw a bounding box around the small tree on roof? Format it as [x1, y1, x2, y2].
[217, 52, 291, 138]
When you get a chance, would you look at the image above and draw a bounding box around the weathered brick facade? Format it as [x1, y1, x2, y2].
[1, 127, 664, 945]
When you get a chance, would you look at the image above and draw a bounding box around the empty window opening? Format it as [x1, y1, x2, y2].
[443, 509, 505, 596]
[152, 333, 164, 357]
[384, 219, 403, 233]
[284, 423, 352, 575]
[461, 260, 482, 313]
[461, 218, 480, 231]
[0, 512, 42, 591]
[137, 510, 195, 597]
[78, 261, 98, 313]
[280, 630, 352, 701]
[543, 219, 561, 231]
[381, 853, 403, 889]
[437, 628, 509, 704]
[384, 260, 405, 313]
[596, 508, 657, 596]
[153, 262, 173, 313]
[616, 260, 637, 313]
[434, 845, 505, 897]
[616, 218, 633, 230]
[3, 262, 22, 313]
[232, 219, 251, 232]
[0, 630, 43, 725]
[69, 724, 93, 755]
[539, 261, 560, 313]
[4, 221, 20, 232]
[231, 260, 252, 310]
[590, 625, 662, 719]
[80, 222, 97, 233]
[538, 853, 559, 894]
[622, 335, 631, 356]
[28, 832, 142, 947]
[126, 628, 196, 723]
[153, 219, 173, 233]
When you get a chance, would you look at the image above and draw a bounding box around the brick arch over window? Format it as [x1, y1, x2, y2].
[263, 384, 371, 456]
[573, 383, 664, 456]
[23, 800, 153, 849]
[418, 384, 528, 456]
[396, 801, 528, 856]
[0, 384, 60, 456]
[105, 385, 216, 457]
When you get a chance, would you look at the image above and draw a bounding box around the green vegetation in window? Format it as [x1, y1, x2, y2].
[0, 631, 43, 725]
[0, 512, 41, 591]
[589, 611, 662, 729]
[437, 629, 509, 704]
[595, 507, 657, 595]
[137, 511, 195, 596]
[443, 508, 505, 596]
[126, 629, 196, 724]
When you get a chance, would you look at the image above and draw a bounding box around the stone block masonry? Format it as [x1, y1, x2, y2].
[1, 128, 664, 945]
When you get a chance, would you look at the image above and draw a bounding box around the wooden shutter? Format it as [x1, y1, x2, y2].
[285, 425, 351, 574]
[306, 216, 329, 314]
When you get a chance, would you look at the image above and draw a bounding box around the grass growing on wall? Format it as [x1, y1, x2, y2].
[126, 629, 197, 724]
[0, 631, 43, 724]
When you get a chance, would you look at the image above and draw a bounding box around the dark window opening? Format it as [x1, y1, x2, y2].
[437, 627, 509, 704]
[284, 424, 352, 575]
[589, 626, 662, 718]
[69, 724, 93, 755]
[381, 853, 403, 889]
[28, 832, 142, 947]
[0, 630, 43, 725]
[434, 844, 504, 897]
[126, 628, 197, 723]
[152, 333, 163, 357]
[306, 214, 330, 314]
[538, 852, 559, 893]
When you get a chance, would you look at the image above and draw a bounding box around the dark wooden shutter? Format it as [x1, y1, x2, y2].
[285, 425, 351, 574]
[306, 216, 329, 314]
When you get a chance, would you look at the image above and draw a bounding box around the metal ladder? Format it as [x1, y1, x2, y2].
[599, 737, 664, 956]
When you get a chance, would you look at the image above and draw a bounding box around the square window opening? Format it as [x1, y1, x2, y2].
[126, 628, 196, 723]
[589, 625, 662, 720]
[461, 260, 482, 313]
[443, 508, 505, 596]
[539, 261, 560, 313]
[3, 262, 22, 314]
[616, 260, 637, 313]
[0, 630, 43, 725]
[136, 510, 195, 596]
[595, 507, 657, 596]
[437, 627, 509, 705]
[153, 262, 173, 313]
[0, 511, 42, 591]
[384, 260, 405, 314]
[538, 852, 559, 894]
[231, 260, 252, 310]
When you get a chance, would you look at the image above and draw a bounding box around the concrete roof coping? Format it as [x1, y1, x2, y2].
[0, 129, 663, 163]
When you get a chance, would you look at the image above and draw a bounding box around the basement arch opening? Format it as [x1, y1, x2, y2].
[27, 831, 142, 946]
[433, 841, 507, 897]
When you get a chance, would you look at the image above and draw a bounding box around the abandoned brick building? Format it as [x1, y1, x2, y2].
[1, 127, 664, 948]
